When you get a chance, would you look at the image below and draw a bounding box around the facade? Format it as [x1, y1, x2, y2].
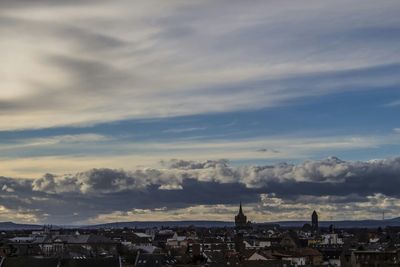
[353, 250, 400, 266]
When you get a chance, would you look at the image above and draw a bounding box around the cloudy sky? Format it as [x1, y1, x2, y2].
[1, 0, 400, 225]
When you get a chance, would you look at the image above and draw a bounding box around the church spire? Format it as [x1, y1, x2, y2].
[312, 210, 319, 232]
[235, 202, 247, 228]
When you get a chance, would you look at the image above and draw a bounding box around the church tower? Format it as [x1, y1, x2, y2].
[235, 202, 248, 228]
[312, 210, 319, 232]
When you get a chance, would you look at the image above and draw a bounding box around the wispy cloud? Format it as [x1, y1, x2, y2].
[1, 0, 400, 224]
[0, 134, 109, 150]
[386, 100, 400, 107]
[163, 127, 206, 133]
[0, 0, 399, 130]
[0, 132, 399, 177]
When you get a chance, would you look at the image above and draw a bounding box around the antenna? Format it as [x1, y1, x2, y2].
[382, 212, 385, 221]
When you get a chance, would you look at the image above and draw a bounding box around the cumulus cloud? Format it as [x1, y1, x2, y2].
[167, 159, 229, 170]
[1, 184, 14, 193]
[1, 0, 400, 225]
[1, 156, 400, 224]
[22, 156, 400, 199]
[257, 193, 400, 221]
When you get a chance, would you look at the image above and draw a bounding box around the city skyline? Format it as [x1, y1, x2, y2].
[1, 0, 400, 224]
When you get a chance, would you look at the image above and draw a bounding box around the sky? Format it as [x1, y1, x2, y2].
[1, 0, 400, 225]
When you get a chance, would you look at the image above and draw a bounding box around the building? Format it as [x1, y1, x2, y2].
[235, 203, 248, 228]
[353, 250, 400, 266]
[312, 211, 319, 232]
[0, 257, 121, 267]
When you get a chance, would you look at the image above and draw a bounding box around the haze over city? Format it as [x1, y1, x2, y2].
[1, 0, 400, 226]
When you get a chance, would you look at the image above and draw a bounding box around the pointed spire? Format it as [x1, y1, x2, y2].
[239, 202, 243, 215]
[312, 210, 317, 216]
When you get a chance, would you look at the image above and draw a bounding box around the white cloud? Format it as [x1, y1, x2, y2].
[3, 155, 400, 224]
[386, 100, 400, 107]
[0, 132, 399, 177]
[86, 204, 239, 224]
[28, 156, 400, 194]
[163, 127, 206, 133]
[0, 134, 109, 153]
[0, 0, 399, 130]
[257, 193, 400, 221]
[0, 205, 39, 223]
[2, 184, 14, 193]
[86, 192, 400, 224]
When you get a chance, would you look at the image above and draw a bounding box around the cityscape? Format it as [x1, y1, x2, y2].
[2, 205, 400, 266]
[1, 0, 400, 266]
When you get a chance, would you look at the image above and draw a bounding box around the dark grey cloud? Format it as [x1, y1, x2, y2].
[47, 54, 131, 94]
[1, 157, 400, 223]
[0, 15, 126, 52]
[256, 148, 279, 153]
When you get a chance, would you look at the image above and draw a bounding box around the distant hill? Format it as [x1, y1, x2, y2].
[86, 217, 400, 229]
[3, 217, 400, 230]
[82, 220, 235, 229]
[276, 217, 400, 229]
[0, 221, 42, 230]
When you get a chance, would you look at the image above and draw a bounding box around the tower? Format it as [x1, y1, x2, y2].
[312, 210, 319, 232]
[234, 232, 245, 253]
[235, 202, 247, 228]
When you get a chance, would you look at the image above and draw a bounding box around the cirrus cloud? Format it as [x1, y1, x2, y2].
[0, 0, 399, 130]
